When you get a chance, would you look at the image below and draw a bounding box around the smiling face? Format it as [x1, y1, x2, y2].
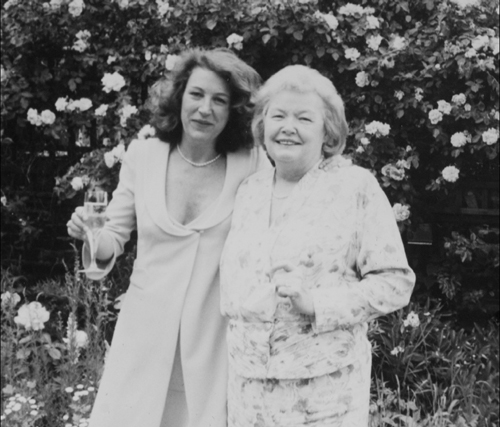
[264, 90, 326, 174]
[180, 67, 231, 148]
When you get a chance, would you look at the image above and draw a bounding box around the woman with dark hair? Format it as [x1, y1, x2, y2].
[66, 48, 270, 427]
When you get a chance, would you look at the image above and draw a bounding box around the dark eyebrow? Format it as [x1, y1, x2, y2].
[188, 85, 230, 99]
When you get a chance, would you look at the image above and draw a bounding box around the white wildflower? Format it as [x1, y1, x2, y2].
[442, 165, 460, 182]
[390, 345, 404, 356]
[392, 203, 411, 222]
[226, 33, 244, 50]
[1, 291, 21, 307]
[403, 311, 420, 328]
[14, 302, 50, 331]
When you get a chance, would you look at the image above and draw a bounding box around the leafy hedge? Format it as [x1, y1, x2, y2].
[1, 0, 499, 314]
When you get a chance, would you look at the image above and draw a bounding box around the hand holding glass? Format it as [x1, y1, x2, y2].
[79, 190, 108, 275]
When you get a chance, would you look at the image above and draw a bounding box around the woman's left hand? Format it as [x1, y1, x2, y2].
[269, 261, 315, 316]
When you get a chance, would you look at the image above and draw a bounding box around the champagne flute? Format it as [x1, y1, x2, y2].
[79, 189, 108, 276]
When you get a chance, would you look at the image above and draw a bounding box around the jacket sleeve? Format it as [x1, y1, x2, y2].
[311, 172, 415, 333]
[82, 139, 141, 279]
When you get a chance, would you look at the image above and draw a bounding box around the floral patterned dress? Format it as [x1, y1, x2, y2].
[220, 157, 415, 426]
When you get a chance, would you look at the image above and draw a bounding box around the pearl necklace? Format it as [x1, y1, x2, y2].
[177, 145, 222, 167]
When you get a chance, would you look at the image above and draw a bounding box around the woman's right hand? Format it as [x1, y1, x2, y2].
[66, 207, 90, 242]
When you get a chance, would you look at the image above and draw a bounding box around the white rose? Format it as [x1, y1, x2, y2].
[27, 109, 43, 126]
[165, 54, 179, 71]
[394, 90, 404, 100]
[72, 40, 88, 52]
[70, 177, 84, 190]
[489, 37, 499, 55]
[145, 51, 152, 61]
[68, 0, 84, 17]
[390, 35, 406, 51]
[482, 128, 499, 145]
[465, 48, 477, 58]
[107, 55, 117, 64]
[442, 165, 460, 182]
[55, 97, 69, 111]
[451, 93, 466, 105]
[14, 302, 50, 331]
[111, 144, 126, 161]
[101, 72, 126, 93]
[464, 104, 471, 111]
[116, 0, 129, 8]
[104, 151, 117, 168]
[338, 3, 365, 15]
[355, 146, 365, 153]
[429, 109, 443, 124]
[366, 34, 383, 50]
[437, 100, 452, 115]
[322, 13, 339, 31]
[355, 71, 370, 87]
[365, 15, 379, 29]
[226, 33, 244, 50]
[137, 124, 157, 139]
[415, 88, 424, 102]
[345, 48, 361, 61]
[76, 98, 92, 112]
[50, 0, 63, 9]
[450, 132, 468, 147]
[156, 0, 170, 17]
[94, 104, 108, 117]
[471, 34, 490, 51]
[392, 203, 411, 222]
[119, 104, 138, 126]
[365, 121, 391, 136]
[40, 110, 56, 125]
[360, 137, 370, 145]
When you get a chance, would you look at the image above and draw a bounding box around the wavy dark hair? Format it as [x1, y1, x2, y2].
[147, 48, 262, 154]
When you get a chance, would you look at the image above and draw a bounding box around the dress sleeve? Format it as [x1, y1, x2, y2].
[311, 173, 415, 333]
[81, 139, 140, 279]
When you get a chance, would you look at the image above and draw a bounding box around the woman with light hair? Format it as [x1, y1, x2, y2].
[220, 65, 415, 426]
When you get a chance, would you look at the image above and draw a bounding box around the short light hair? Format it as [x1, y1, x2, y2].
[251, 65, 348, 157]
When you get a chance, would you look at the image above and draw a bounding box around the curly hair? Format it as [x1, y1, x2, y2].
[251, 65, 348, 157]
[147, 48, 262, 154]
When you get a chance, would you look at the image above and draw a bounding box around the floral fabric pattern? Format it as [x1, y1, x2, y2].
[220, 158, 415, 424]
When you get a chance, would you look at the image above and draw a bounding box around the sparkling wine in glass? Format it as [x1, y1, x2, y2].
[79, 190, 108, 276]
